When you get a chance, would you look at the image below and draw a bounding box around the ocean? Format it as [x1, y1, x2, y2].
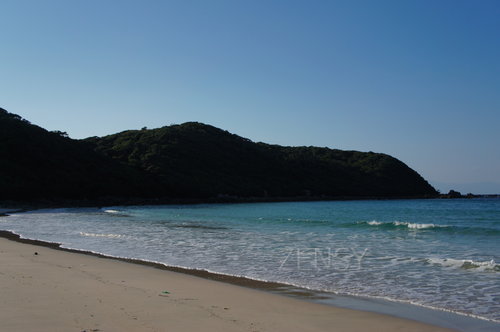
[1, 198, 499, 328]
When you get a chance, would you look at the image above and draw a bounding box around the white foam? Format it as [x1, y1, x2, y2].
[365, 220, 447, 229]
[427, 258, 499, 272]
[400, 222, 441, 229]
[367, 220, 383, 226]
[103, 209, 121, 214]
[79, 232, 125, 239]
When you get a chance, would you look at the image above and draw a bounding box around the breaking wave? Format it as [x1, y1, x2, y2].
[101, 209, 130, 217]
[426, 257, 500, 272]
[358, 220, 500, 235]
[361, 220, 448, 229]
[103, 209, 121, 214]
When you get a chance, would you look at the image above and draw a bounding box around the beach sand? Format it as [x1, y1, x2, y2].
[0, 237, 455, 332]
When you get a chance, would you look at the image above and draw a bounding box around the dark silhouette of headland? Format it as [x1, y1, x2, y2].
[0, 107, 438, 206]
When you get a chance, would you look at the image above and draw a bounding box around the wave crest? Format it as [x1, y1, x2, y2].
[103, 209, 120, 214]
[362, 220, 447, 230]
[101, 209, 130, 217]
[427, 257, 500, 272]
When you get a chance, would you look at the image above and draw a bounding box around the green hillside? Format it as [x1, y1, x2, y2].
[85, 122, 437, 199]
[0, 108, 160, 201]
[0, 108, 437, 203]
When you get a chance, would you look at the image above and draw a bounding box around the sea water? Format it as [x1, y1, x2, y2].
[1, 199, 499, 327]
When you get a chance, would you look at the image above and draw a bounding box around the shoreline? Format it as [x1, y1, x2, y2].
[0, 233, 456, 332]
[2, 230, 497, 331]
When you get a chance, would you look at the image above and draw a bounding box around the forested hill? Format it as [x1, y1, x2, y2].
[0, 108, 161, 201]
[85, 122, 437, 199]
[1, 108, 437, 203]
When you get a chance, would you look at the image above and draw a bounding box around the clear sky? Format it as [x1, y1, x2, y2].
[1, 0, 499, 193]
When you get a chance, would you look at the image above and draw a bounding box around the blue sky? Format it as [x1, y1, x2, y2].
[1, 0, 499, 193]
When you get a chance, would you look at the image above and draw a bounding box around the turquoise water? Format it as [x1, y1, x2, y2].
[2, 199, 499, 323]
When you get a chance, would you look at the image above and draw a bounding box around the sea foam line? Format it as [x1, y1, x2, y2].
[79, 232, 125, 239]
[363, 220, 448, 229]
[103, 209, 121, 214]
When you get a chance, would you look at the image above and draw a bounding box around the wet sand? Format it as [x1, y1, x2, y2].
[0, 236, 455, 332]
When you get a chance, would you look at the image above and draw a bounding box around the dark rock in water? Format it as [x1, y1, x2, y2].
[449, 190, 463, 198]
[441, 190, 464, 198]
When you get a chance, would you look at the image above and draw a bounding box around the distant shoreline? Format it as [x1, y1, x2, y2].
[1, 194, 443, 211]
[3, 192, 500, 212]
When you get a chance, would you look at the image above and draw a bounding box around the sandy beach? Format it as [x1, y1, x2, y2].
[0, 236, 457, 332]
